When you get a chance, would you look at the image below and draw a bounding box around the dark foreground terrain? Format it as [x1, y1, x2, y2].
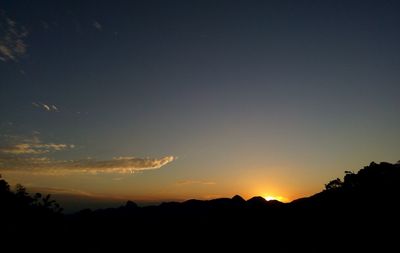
[1, 161, 399, 251]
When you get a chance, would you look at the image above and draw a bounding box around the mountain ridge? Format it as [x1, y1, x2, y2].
[1, 161, 400, 250]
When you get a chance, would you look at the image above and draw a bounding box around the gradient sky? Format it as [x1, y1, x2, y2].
[1, 0, 399, 209]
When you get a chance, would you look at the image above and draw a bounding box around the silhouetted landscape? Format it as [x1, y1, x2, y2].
[2, 1, 400, 251]
[2, 161, 399, 250]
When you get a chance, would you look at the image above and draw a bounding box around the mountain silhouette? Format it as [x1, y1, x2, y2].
[1, 161, 399, 251]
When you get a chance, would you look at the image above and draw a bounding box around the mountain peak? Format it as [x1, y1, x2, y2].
[232, 195, 245, 202]
[247, 196, 267, 205]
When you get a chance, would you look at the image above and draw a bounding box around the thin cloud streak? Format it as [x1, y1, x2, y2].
[0, 155, 175, 175]
[176, 180, 216, 186]
[0, 143, 73, 155]
[29, 186, 96, 198]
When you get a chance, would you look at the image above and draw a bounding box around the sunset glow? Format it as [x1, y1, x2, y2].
[263, 196, 287, 202]
[0, 1, 399, 212]
[1, 1, 399, 250]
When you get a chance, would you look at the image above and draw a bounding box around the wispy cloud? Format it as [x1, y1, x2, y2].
[28, 186, 96, 197]
[92, 20, 102, 31]
[0, 133, 73, 155]
[0, 12, 28, 62]
[0, 155, 175, 175]
[32, 102, 59, 112]
[0, 143, 73, 155]
[176, 180, 216, 186]
[0, 133, 175, 175]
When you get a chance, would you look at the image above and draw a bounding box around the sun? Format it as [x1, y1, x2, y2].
[263, 195, 286, 202]
[264, 196, 277, 201]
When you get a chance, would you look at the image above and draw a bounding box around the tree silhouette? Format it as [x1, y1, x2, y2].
[0, 176, 63, 215]
[0, 174, 10, 193]
[325, 178, 343, 190]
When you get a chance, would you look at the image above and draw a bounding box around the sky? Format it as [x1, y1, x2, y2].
[1, 0, 400, 210]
